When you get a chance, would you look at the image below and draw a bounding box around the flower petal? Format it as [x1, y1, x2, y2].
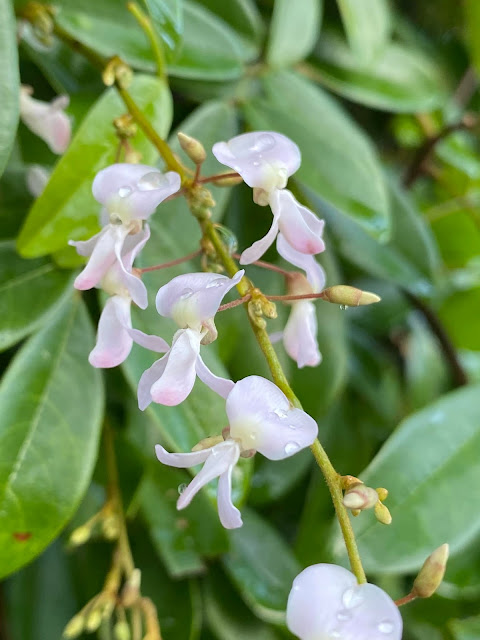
[283, 302, 321, 369]
[137, 355, 168, 410]
[26, 165, 50, 197]
[239, 210, 280, 265]
[114, 225, 150, 308]
[156, 270, 244, 331]
[155, 444, 212, 468]
[212, 132, 301, 192]
[149, 329, 201, 406]
[72, 226, 125, 291]
[287, 564, 402, 640]
[271, 190, 325, 255]
[20, 88, 71, 154]
[128, 328, 170, 353]
[195, 353, 235, 398]
[92, 163, 181, 220]
[226, 376, 318, 460]
[88, 296, 132, 368]
[277, 233, 326, 292]
[217, 456, 243, 529]
[176, 440, 241, 511]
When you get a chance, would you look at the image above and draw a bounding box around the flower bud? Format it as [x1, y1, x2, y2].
[213, 172, 243, 187]
[114, 620, 131, 640]
[85, 608, 103, 632]
[69, 525, 91, 547]
[340, 475, 363, 490]
[63, 614, 85, 638]
[122, 568, 142, 607]
[376, 487, 389, 501]
[102, 514, 120, 541]
[343, 483, 379, 510]
[412, 543, 449, 598]
[374, 501, 392, 525]
[177, 132, 207, 165]
[113, 114, 137, 139]
[320, 285, 381, 307]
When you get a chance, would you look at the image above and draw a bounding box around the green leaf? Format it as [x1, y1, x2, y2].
[266, 0, 322, 67]
[0, 295, 104, 579]
[0, 241, 73, 351]
[223, 508, 301, 623]
[17, 75, 172, 259]
[464, 0, 480, 77]
[309, 30, 448, 112]
[144, 0, 183, 61]
[438, 287, 480, 351]
[0, 0, 19, 177]
[334, 384, 480, 574]
[199, 0, 264, 43]
[450, 616, 480, 640]
[249, 449, 312, 506]
[336, 0, 391, 65]
[244, 70, 390, 240]
[0, 166, 35, 240]
[431, 207, 480, 269]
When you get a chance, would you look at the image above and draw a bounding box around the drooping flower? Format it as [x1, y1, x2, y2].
[286, 564, 403, 640]
[271, 235, 325, 368]
[70, 164, 181, 293]
[137, 270, 244, 408]
[212, 131, 325, 264]
[156, 376, 318, 528]
[26, 165, 50, 197]
[19, 86, 71, 154]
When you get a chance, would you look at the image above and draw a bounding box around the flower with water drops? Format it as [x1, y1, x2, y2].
[155, 375, 318, 528]
[287, 564, 402, 640]
[19, 85, 71, 154]
[70, 163, 180, 293]
[212, 131, 325, 263]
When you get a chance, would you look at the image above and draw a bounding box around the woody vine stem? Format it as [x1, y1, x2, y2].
[23, 4, 367, 585]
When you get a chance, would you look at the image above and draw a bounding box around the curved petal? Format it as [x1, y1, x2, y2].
[277, 234, 326, 292]
[69, 227, 108, 258]
[128, 328, 170, 353]
[149, 329, 201, 406]
[20, 89, 71, 154]
[26, 165, 50, 198]
[137, 354, 169, 410]
[239, 210, 280, 265]
[155, 444, 212, 468]
[115, 226, 150, 308]
[176, 440, 240, 510]
[195, 353, 235, 399]
[89, 296, 132, 368]
[156, 270, 244, 330]
[72, 226, 122, 290]
[271, 190, 325, 255]
[93, 163, 181, 219]
[286, 564, 402, 640]
[283, 302, 321, 369]
[212, 132, 301, 192]
[226, 376, 318, 460]
[217, 457, 243, 529]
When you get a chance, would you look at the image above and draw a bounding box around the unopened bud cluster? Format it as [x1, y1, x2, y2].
[342, 476, 392, 525]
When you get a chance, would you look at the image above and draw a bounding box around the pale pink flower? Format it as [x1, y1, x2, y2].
[70, 164, 180, 293]
[287, 564, 402, 640]
[156, 376, 318, 528]
[212, 131, 325, 263]
[156, 269, 244, 342]
[19, 86, 71, 154]
[26, 165, 50, 197]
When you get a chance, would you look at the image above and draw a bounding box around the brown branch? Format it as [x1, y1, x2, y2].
[139, 249, 202, 273]
[232, 253, 293, 278]
[403, 291, 468, 387]
[395, 592, 417, 608]
[217, 294, 251, 312]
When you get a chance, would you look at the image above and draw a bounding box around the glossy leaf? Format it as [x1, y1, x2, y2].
[336, 0, 391, 65]
[17, 75, 172, 259]
[199, 0, 264, 43]
[0, 241, 73, 351]
[438, 287, 480, 351]
[223, 508, 301, 623]
[310, 30, 448, 112]
[244, 70, 390, 240]
[0, 295, 104, 579]
[450, 616, 480, 640]
[464, 0, 480, 77]
[144, 0, 183, 61]
[0, 0, 19, 177]
[334, 384, 480, 574]
[266, 0, 322, 67]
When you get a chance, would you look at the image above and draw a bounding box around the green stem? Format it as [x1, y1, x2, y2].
[127, 2, 167, 81]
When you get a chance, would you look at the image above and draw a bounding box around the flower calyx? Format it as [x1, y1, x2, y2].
[248, 287, 277, 329]
[102, 56, 133, 89]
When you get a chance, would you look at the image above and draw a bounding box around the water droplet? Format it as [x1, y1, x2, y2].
[378, 621, 394, 634]
[251, 133, 276, 153]
[178, 483, 187, 495]
[137, 171, 168, 191]
[342, 588, 363, 609]
[252, 160, 260, 166]
[288, 424, 297, 430]
[206, 278, 225, 289]
[180, 288, 193, 299]
[118, 185, 132, 198]
[330, 632, 342, 639]
[339, 304, 349, 311]
[273, 408, 287, 418]
[284, 442, 299, 455]
[430, 410, 444, 424]
[336, 611, 351, 622]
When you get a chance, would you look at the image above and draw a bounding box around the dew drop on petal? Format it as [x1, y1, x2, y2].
[252, 160, 260, 167]
[288, 424, 297, 430]
[180, 288, 194, 299]
[342, 588, 363, 609]
[273, 408, 287, 418]
[284, 442, 300, 455]
[206, 278, 225, 289]
[336, 611, 351, 622]
[137, 171, 169, 191]
[118, 185, 132, 198]
[378, 621, 394, 634]
[178, 483, 188, 495]
[251, 133, 276, 153]
[339, 304, 349, 311]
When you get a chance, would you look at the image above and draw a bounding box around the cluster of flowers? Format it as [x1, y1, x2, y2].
[58, 127, 402, 640]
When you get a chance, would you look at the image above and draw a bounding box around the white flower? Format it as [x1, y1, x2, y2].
[20, 85, 71, 154]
